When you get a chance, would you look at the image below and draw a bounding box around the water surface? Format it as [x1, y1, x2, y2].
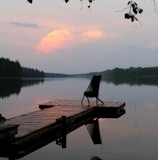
[0, 78, 158, 160]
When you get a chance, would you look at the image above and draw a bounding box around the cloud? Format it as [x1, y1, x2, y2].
[36, 28, 119, 54]
[81, 30, 119, 42]
[10, 21, 40, 28]
[145, 41, 158, 49]
[82, 30, 103, 38]
[36, 29, 73, 53]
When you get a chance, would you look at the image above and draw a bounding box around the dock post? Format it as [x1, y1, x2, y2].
[61, 116, 67, 148]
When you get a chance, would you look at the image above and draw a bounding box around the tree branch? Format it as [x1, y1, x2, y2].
[153, 0, 158, 14]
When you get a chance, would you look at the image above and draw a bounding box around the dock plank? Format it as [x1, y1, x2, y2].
[1, 99, 125, 139]
[0, 99, 125, 159]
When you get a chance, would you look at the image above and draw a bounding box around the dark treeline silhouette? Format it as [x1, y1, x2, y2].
[45, 72, 90, 78]
[82, 67, 158, 86]
[45, 66, 158, 86]
[0, 57, 21, 77]
[102, 67, 158, 77]
[0, 57, 45, 98]
[0, 57, 44, 78]
[45, 73, 70, 78]
[101, 67, 158, 86]
[22, 67, 45, 78]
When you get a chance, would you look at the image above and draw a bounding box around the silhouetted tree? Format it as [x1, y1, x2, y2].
[100, 66, 158, 86]
[0, 57, 45, 78]
[0, 57, 22, 77]
[22, 67, 45, 78]
[102, 66, 158, 78]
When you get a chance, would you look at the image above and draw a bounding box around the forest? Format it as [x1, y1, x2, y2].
[84, 67, 158, 86]
[0, 57, 45, 78]
[98, 67, 158, 86]
[102, 67, 158, 77]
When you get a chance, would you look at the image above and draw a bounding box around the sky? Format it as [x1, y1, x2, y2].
[0, 0, 158, 74]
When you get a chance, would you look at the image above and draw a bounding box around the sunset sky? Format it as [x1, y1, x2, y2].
[1, 0, 158, 73]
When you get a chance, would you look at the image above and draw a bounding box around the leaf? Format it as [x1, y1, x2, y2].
[124, 13, 131, 19]
[28, 0, 33, 3]
[134, 17, 138, 21]
[131, 3, 136, 9]
[131, 15, 135, 22]
[133, 8, 138, 14]
[128, 1, 131, 5]
[139, 8, 143, 14]
[134, 2, 138, 6]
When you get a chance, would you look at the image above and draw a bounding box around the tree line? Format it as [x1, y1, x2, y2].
[98, 67, 158, 86]
[102, 67, 158, 78]
[84, 66, 158, 86]
[0, 57, 44, 78]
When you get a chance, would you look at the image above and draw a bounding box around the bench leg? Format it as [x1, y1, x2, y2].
[81, 96, 85, 103]
[96, 97, 104, 105]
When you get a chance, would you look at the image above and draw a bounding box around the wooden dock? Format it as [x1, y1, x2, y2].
[0, 99, 125, 160]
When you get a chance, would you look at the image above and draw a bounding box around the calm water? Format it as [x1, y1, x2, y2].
[1, 77, 158, 160]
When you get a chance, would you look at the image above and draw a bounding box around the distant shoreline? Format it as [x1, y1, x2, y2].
[45, 66, 158, 78]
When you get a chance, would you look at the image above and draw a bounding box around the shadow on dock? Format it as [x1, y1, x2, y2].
[0, 99, 125, 160]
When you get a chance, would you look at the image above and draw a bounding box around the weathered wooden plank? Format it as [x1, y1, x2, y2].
[2, 100, 125, 139]
[0, 99, 125, 159]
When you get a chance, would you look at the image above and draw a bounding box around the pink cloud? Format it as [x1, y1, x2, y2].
[145, 41, 158, 49]
[36, 28, 119, 54]
[36, 29, 73, 53]
[82, 30, 103, 38]
[82, 30, 119, 39]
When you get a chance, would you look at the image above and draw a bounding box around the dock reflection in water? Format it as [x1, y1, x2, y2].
[0, 99, 125, 160]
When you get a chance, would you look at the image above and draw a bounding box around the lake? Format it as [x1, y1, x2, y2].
[0, 77, 158, 160]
